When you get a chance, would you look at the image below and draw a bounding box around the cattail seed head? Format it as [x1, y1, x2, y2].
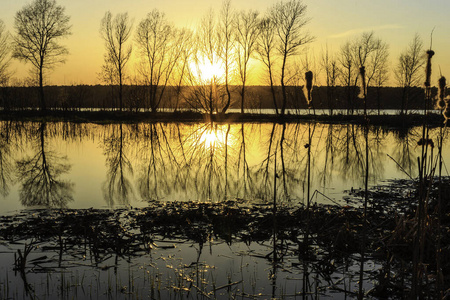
[303, 71, 313, 107]
[438, 76, 446, 101]
[358, 66, 366, 99]
[424, 50, 435, 87]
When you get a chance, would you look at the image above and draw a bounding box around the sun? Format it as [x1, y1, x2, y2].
[191, 59, 222, 82]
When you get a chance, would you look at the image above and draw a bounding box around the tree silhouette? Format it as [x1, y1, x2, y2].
[103, 124, 134, 206]
[186, 10, 223, 115]
[0, 20, 12, 111]
[338, 41, 357, 114]
[394, 33, 424, 115]
[100, 12, 133, 111]
[235, 10, 260, 114]
[320, 45, 339, 115]
[218, 0, 235, 113]
[0, 122, 13, 197]
[271, 0, 313, 116]
[136, 10, 189, 112]
[257, 17, 279, 114]
[13, 0, 71, 112]
[16, 122, 74, 208]
[354, 32, 389, 115]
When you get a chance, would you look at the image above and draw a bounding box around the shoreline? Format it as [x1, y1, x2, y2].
[0, 109, 447, 127]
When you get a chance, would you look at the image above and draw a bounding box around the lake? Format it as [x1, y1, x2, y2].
[0, 120, 448, 299]
[1, 121, 445, 212]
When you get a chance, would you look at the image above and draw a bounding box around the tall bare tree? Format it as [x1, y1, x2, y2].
[338, 41, 356, 114]
[320, 45, 339, 115]
[218, 0, 235, 113]
[136, 10, 186, 112]
[100, 11, 133, 111]
[0, 20, 12, 111]
[13, 0, 71, 111]
[354, 32, 389, 115]
[173, 28, 194, 111]
[272, 0, 313, 116]
[186, 9, 222, 116]
[394, 33, 424, 115]
[256, 17, 279, 114]
[235, 10, 259, 113]
[374, 62, 389, 115]
[0, 20, 10, 86]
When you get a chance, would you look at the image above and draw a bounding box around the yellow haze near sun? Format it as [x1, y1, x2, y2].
[184, 123, 236, 151]
[191, 59, 223, 82]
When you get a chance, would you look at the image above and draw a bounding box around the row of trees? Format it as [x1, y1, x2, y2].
[0, 0, 431, 115]
[98, 0, 314, 114]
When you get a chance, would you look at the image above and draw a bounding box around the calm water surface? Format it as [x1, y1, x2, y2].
[1, 121, 447, 214]
[0, 120, 448, 299]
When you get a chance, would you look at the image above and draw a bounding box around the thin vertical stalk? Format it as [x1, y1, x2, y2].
[359, 121, 369, 300]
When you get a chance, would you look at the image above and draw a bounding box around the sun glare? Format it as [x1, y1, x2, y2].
[192, 60, 222, 82]
[196, 124, 232, 150]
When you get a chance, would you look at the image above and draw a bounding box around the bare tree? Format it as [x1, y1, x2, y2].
[218, 0, 235, 113]
[338, 41, 356, 114]
[173, 28, 194, 111]
[186, 9, 222, 116]
[235, 10, 259, 113]
[13, 0, 71, 111]
[0, 20, 10, 86]
[320, 45, 339, 115]
[0, 20, 12, 111]
[374, 57, 389, 115]
[100, 11, 133, 111]
[136, 10, 186, 112]
[271, 0, 313, 116]
[354, 32, 389, 115]
[394, 33, 424, 115]
[16, 122, 74, 208]
[256, 17, 279, 114]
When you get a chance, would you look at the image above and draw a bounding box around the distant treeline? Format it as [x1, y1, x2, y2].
[0, 84, 435, 113]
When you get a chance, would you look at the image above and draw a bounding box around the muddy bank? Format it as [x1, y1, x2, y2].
[0, 109, 447, 127]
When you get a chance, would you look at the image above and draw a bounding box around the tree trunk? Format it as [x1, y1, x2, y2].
[39, 65, 46, 112]
[280, 55, 287, 116]
[240, 85, 246, 114]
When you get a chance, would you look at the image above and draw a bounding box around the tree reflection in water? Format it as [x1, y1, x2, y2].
[0, 122, 13, 197]
[137, 123, 186, 201]
[132, 122, 397, 205]
[16, 122, 74, 208]
[2, 121, 443, 209]
[103, 123, 134, 205]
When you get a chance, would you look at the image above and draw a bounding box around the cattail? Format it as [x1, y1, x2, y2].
[424, 50, 435, 87]
[304, 71, 313, 107]
[358, 66, 366, 99]
[438, 76, 446, 100]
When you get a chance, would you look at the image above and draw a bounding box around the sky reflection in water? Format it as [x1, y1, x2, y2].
[0, 121, 447, 213]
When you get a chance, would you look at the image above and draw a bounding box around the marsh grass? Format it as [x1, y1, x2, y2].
[0, 194, 449, 299]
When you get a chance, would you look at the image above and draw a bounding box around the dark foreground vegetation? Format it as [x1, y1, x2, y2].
[1, 177, 449, 299]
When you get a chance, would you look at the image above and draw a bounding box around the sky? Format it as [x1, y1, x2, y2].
[1, 0, 450, 86]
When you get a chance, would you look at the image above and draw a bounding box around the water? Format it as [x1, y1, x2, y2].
[0, 120, 448, 299]
[0, 121, 447, 213]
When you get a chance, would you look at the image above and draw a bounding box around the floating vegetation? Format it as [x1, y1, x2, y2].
[0, 178, 449, 299]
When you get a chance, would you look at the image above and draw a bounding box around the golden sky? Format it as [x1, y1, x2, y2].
[1, 0, 450, 86]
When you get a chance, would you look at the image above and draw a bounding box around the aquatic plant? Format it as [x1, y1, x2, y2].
[357, 66, 366, 100]
[436, 76, 450, 124]
[303, 71, 313, 108]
